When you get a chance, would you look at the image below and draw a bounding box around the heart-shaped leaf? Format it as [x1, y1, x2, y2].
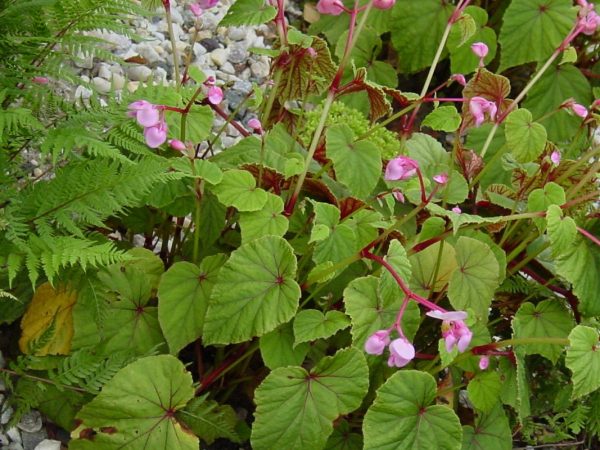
[512, 299, 574, 363]
[448, 237, 499, 319]
[422, 106, 462, 132]
[251, 348, 368, 450]
[211, 169, 268, 212]
[363, 370, 462, 450]
[505, 109, 547, 163]
[467, 371, 502, 413]
[260, 322, 309, 370]
[239, 193, 288, 244]
[462, 404, 512, 450]
[219, 0, 277, 26]
[158, 255, 227, 354]
[527, 182, 565, 232]
[70, 355, 196, 449]
[203, 236, 301, 344]
[546, 204, 577, 256]
[409, 242, 457, 296]
[566, 325, 600, 398]
[293, 309, 350, 345]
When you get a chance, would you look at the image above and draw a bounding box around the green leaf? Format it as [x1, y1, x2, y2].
[311, 202, 360, 266]
[203, 236, 300, 344]
[512, 300, 574, 363]
[378, 240, 412, 297]
[527, 182, 565, 232]
[211, 169, 268, 212]
[514, 348, 531, 421]
[325, 420, 362, 450]
[185, 106, 214, 143]
[251, 348, 368, 450]
[546, 204, 577, 256]
[467, 371, 502, 413]
[409, 242, 457, 296]
[448, 237, 499, 319]
[363, 370, 462, 450]
[335, 27, 381, 69]
[326, 125, 382, 199]
[390, 0, 454, 73]
[448, 13, 477, 49]
[70, 355, 196, 450]
[170, 159, 223, 185]
[498, 0, 576, 72]
[219, 0, 277, 26]
[448, 7, 497, 74]
[461, 404, 512, 450]
[345, 276, 420, 349]
[523, 64, 592, 142]
[260, 322, 309, 370]
[177, 396, 240, 445]
[566, 326, 600, 398]
[555, 233, 600, 317]
[505, 109, 547, 163]
[498, 358, 517, 408]
[187, 66, 206, 84]
[293, 309, 350, 345]
[239, 193, 288, 243]
[158, 256, 226, 354]
[422, 106, 462, 132]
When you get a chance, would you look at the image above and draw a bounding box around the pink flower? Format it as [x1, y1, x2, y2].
[189, 3, 202, 16]
[387, 338, 415, 368]
[144, 121, 168, 148]
[365, 330, 391, 355]
[452, 206, 462, 214]
[426, 310, 472, 353]
[32, 76, 49, 84]
[471, 42, 488, 59]
[550, 150, 561, 166]
[128, 100, 161, 128]
[571, 102, 588, 118]
[168, 139, 186, 151]
[451, 74, 466, 86]
[248, 118, 263, 133]
[479, 355, 490, 370]
[433, 172, 448, 185]
[207, 85, 223, 105]
[578, 1, 600, 35]
[384, 156, 419, 181]
[392, 190, 405, 203]
[426, 310, 468, 321]
[316, 0, 344, 15]
[196, 0, 218, 9]
[373, 0, 395, 10]
[306, 47, 318, 58]
[469, 96, 497, 127]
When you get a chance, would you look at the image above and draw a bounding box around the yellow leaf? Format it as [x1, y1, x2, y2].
[19, 283, 76, 355]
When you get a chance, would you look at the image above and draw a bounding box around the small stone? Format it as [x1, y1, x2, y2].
[74, 85, 93, 100]
[127, 65, 152, 82]
[21, 429, 47, 450]
[153, 67, 168, 84]
[220, 62, 236, 75]
[6, 426, 20, 442]
[33, 168, 43, 178]
[228, 27, 247, 41]
[250, 60, 270, 79]
[252, 36, 266, 48]
[112, 73, 125, 90]
[228, 44, 248, 64]
[136, 42, 162, 65]
[7, 443, 24, 450]
[200, 38, 219, 52]
[17, 411, 42, 433]
[79, 75, 90, 83]
[210, 48, 228, 67]
[233, 80, 253, 94]
[169, 7, 183, 25]
[74, 51, 93, 69]
[97, 64, 112, 80]
[29, 159, 39, 167]
[225, 90, 245, 110]
[0, 433, 9, 445]
[1, 405, 14, 424]
[240, 67, 252, 80]
[193, 43, 207, 58]
[126, 81, 140, 93]
[91, 77, 111, 95]
[221, 136, 237, 148]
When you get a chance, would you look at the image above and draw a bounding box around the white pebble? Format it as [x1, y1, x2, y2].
[34, 440, 61, 450]
[127, 65, 152, 82]
[1, 405, 14, 424]
[92, 77, 112, 94]
[112, 73, 125, 90]
[250, 60, 270, 79]
[210, 48, 228, 67]
[6, 426, 20, 443]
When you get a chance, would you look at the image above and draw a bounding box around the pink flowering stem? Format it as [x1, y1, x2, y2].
[577, 226, 600, 247]
[416, 168, 428, 203]
[421, 97, 466, 103]
[361, 249, 445, 312]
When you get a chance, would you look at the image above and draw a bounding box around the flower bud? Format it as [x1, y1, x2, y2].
[168, 139, 187, 151]
[384, 156, 419, 181]
[373, 0, 395, 10]
[365, 330, 390, 355]
[316, 0, 344, 15]
[433, 173, 448, 185]
[471, 42, 489, 59]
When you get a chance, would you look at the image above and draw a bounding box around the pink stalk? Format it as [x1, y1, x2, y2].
[577, 226, 600, 247]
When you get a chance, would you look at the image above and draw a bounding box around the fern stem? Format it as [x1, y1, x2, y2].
[0, 368, 87, 393]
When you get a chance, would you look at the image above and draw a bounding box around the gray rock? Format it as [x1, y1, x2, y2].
[136, 42, 162, 65]
[6, 426, 20, 442]
[17, 411, 42, 433]
[7, 443, 24, 450]
[228, 44, 248, 64]
[21, 429, 47, 450]
[250, 60, 270, 79]
[233, 80, 253, 94]
[200, 38, 220, 52]
[112, 73, 125, 91]
[96, 63, 112, 80]
[153, 67, 168, 84]
[210, 48, 228, 67]
[74, 51, 94, 69]
[169, 7, 184, 25]
[91, 77, 112, 95]
[127, 65, 153, 82]
[225, 89, 246, 110]
[0, 433, 9, 445]
[1, 404, 14, 424]
[33, 168, 43, 178]
[221, 136, 237, 148]
[228, 27, 247, 41]
[193, 42, 207, 58]
[220, 61, 236, 75]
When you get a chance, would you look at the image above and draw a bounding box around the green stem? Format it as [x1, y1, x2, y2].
[261, 68, 283, 125]
[496, 337, 569, 347]
[165, 4, 181, 87]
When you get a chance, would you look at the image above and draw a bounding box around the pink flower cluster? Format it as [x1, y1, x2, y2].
[204, 77, 223, 105]
[128, 101, 168, 148]
[577, 0, 600, 35]
[189, 0, 218, 17]
[469, 96, 497, 127]
[364, 330, 415, 368]
[426, 310, 473, 353]
[316, 0, 395, 15]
